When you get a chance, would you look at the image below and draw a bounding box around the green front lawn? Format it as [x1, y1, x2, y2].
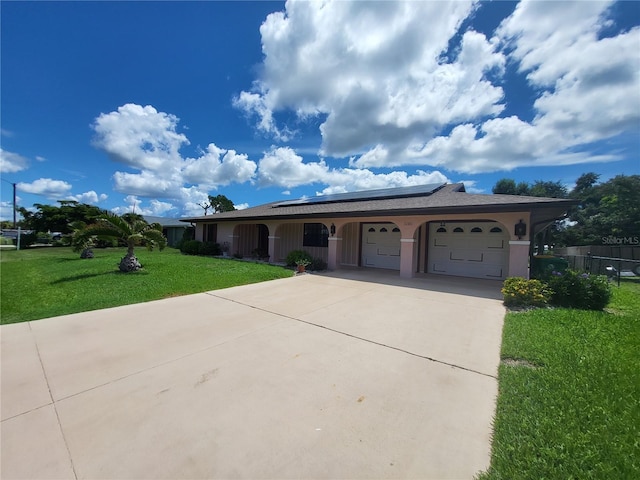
[479, 280, 640, 479]
[0, 247, 292, 324]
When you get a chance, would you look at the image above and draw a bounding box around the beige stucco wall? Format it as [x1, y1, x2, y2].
[194, 211, 533, 279]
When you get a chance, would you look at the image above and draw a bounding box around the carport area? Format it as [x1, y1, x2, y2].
[1, 271, 505, 479]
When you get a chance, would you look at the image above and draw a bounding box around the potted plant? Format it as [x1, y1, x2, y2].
[296, 258, 310, 273]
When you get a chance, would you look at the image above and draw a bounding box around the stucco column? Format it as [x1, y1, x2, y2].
[268, 236, 278, 264]
[399, 238, 416, 278]
[508, 240, 531, 279]
[327, 237, 341, 271]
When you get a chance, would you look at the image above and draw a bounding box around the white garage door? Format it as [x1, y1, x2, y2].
[428, 222, 508, 279]
[362, 223, 401, 270]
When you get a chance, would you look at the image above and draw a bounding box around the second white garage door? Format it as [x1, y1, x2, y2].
[428, 222, 509, 279]
[362, 223, 401, 270]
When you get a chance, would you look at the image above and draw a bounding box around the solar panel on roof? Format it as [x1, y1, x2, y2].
[272, 183, 446, 208]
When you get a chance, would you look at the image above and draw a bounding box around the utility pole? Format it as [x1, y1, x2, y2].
[1, 178, 17, 227]
[12, 182, 17, 228]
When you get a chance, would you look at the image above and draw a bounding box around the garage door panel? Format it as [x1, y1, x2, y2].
[361, 224, 401, 270]
[428, 223, 508, 279]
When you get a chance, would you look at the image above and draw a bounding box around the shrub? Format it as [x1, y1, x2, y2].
[502, 277, 553, 308]
[19, 232, 38, 247]
[309, 257, 327, 271]
[546, 269, 611, 311]
[181, 240, 202, 255]
[285, 250, 313, 267]
[199, 241, 221, 256]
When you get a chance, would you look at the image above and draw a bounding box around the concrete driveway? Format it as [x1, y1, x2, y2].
[1, 270, 505, 479]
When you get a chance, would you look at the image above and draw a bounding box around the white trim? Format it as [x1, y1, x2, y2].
[509, 240, 530, 246]
[400, 238, 415, 243]
[328, 237, 342, 241]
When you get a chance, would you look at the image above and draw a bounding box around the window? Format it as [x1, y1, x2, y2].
[453, 227, 464, 233]
[303, 223, 329, 247]
[471, 227, 483, 233]
[368, 227, 376, 232]
[392, 227, 400, 232]
[436, 227, 447, 233]
[204, 223, 217, 242]
[380, 227, 388, 232]
[490, 227, 503, 233]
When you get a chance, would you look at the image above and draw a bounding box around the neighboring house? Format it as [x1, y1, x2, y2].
[181, 183, 577, 280]
[143, 216, 190, 248]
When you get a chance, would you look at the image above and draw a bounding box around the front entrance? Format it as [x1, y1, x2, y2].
[427, 222, 509, 279]
[361, 223, 401, 270]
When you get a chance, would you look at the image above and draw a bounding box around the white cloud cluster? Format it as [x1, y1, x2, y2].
[17, 178, 72, 198]
[0, 149, 30, 173]
[257, 147, 450, 194]
[93, 103, 454, 215]
[92, 103, 259, 215]
[70, 191, 108, 204]
[236, 0, 639, 173]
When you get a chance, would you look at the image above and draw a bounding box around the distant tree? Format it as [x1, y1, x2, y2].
[573, 172, 600, 194]
[18, 201, 105, 234]
[209, 194, 236, 213]
[558, 174, 640, 245]
[73, 212, 166, 272]
[492, 178, 517, 195]
[528, 180, 568, 198]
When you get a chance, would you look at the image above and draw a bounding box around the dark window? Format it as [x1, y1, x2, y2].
[490, 227, 503, 233]
[436, 227, 447, 233]
[303, 223, 329, 247]
[471, 227, 483, 233]
[204, 223, 217, 242]
[392, 227, 400, 232]
[453, 227, 464, 233]
[368, 227, 376, 232]
[380, 227, 388, 232]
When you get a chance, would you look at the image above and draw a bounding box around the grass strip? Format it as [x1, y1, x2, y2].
[478, 280, 640, 479]
[1, 247, 293, 324]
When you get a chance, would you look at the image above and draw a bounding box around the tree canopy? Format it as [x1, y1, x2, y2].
[208, 194, 236, 213]
[492, 173, 640, 247]
[18, 201, 105, 234]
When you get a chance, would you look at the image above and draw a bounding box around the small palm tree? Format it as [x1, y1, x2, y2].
[69, 220, 95, 258]
[74, 212, 167, 272]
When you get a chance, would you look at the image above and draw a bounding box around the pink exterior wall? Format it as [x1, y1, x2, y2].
[199, 210, 534, 279]
[508, 241, 531, 279]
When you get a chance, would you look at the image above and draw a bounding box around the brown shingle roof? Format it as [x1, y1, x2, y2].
[180, 183, 577, 223]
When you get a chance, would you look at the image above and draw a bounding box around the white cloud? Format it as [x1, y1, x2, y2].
[237, 0, 506, 159]
[0, 149, 29, 173]
[183, 144, 257, 187]
[17, 178, 73, 198]
[0, 201, 15, 222]
[258, 147, 329, 188]
[258, 146, 450, 194]
[93, 104, 258, 214]
[236, 0, 638, 174]
[69, 191, 108, 204]
[111, 196, 175, 217]
[92, 103, 189, 171]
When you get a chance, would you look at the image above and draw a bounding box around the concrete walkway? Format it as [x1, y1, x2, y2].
[1, 271, 505, 479]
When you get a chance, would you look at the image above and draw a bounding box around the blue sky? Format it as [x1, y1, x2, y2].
[1, 0, 638, 220]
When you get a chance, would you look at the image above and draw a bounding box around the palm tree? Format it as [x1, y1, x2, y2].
[74, 212, 167, 272]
